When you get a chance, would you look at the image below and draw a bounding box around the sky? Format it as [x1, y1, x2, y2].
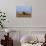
[16, 6, 32, 13]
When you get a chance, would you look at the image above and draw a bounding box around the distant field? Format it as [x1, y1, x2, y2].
[16, 12, 32, 17]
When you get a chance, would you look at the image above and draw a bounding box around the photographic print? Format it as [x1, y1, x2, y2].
[16, 6, 32, 17]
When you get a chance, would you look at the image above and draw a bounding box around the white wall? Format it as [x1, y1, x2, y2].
[0, 1, 46, 46]
[0, 0, 46, 27]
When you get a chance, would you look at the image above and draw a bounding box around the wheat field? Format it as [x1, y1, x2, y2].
[16, 12, 32, 17]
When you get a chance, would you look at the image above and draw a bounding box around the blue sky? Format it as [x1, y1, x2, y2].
[16, 6, 32, 13]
